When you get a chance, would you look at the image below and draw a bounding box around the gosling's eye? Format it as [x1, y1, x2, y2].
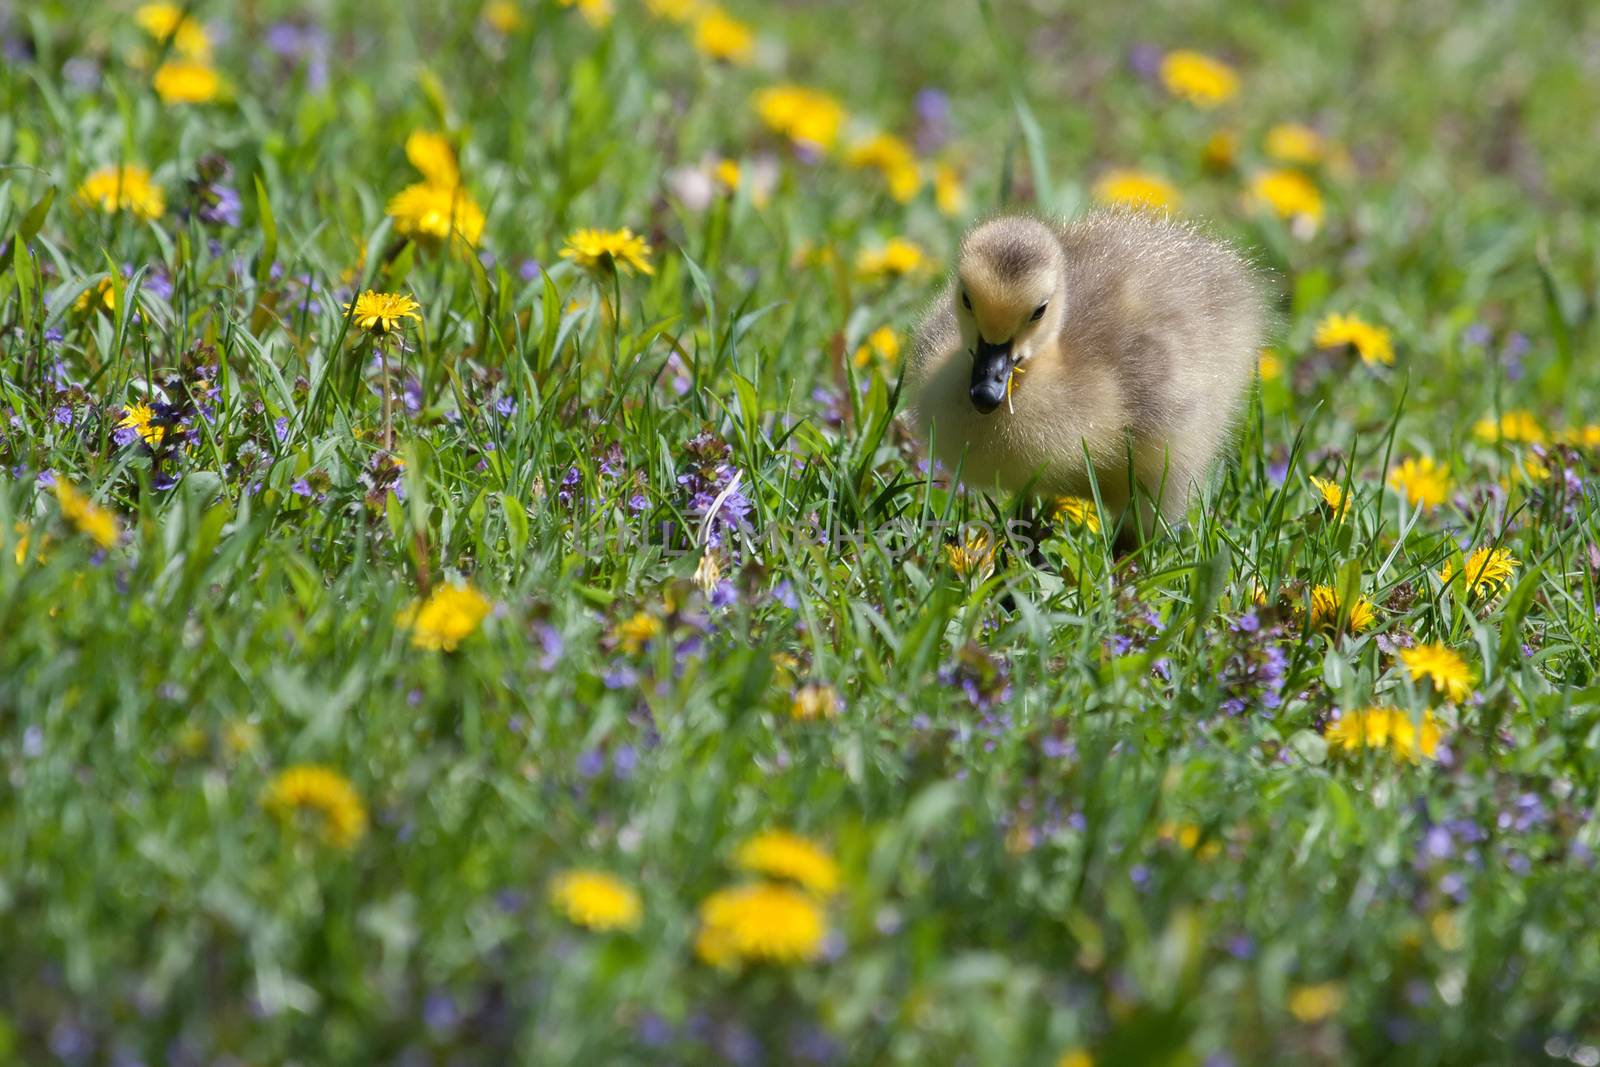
[1030, 303, 1048, 322]
[961, 291, 972, 311]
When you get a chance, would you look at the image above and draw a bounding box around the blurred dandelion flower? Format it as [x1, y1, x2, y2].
[646, 0, 703, 21]
[1472, 409, 1545, 445]
[694, 882, 827, 966]
[1092, 169, 1179, 211]
[549, 870, 643, 931]
[117, 402, 167, 448]
[944, 532, 995, 579]
[55, 480, 119, 549]
[855, 237, 929, 280]
[1202, 128, 1239, 171]
[263, 765, 368, 848]
[397, 582, 492, 651]
[1056, 1052, 1093, 1067]
[1307, 476, 1350, 519]
[557, 0, 613, 27]
[1314, 312, 1393, 366]
[153, 59, 220, 104]
[561, 227, 656, 276]
[852, 325, 900, 369]
[1439, 546, 1519, 597]
[1307, 584, 1375, 634]
[1257, 348, 1283, 381]
[1386, 456, 1450, 510]
[1052, 496, 1101, 533]
[1265, 123, 1326, 165]
[1327, 707, 1441, 762]
[933, 161, 968, 216]
[135, 2, 210, 59]
[714, 157, 742, 191]
[387, 183, 486, 248]
[1287, 982, 1346, 1021]
[345, 290, 422, 336]
[693, 7, 755, 64]
[790, 682, 841, 721]
[752, 85, 847, 153]
[1247, 169, 1324, 227]
[1159, 50, 1239, 107]
[74, 277, 117, 315]
[735, 830, 840, 894]
[1399, 643, 1474, 703]
[78, 164, 165, 220]
[846, 133, 922, 203]
[613, 611, 664, 654]
[482, 0, 525, 33]
[404, 129, 461, 187]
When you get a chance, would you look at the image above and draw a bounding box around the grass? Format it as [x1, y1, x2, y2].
[3, 0, 1600, 1063]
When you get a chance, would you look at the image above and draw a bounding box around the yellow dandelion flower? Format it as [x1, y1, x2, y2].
[735, 830, 840, 894]
[1264, 123, 1326, 166]
[693, 7, 755, 64]
[1472, 409, 1546, 445]
[1439, 546, 1519, 598]
[344, 290, 422, 336]
[1502, 453, 1552, 491]
[153, 59, 220, 104]
[944, 532, 995, 580]
[852, 325, 900, 369]
[1399, 643, 1475, 704]
[74, 277, 118, 315]
[1092, 169, 1180, 212]
[1307, 476, 1350, 519]
[846, 133, 922, 203]
[934, 161, 968, 217]
[549, 870, 643, 931]
[1387, 456, 1451, 510]
[117, 402, 167, 447]
[560, 227, 656, 276]
[12, 522, 34, 567]
[1288, 982, 1346, 1022]
[613, 611, 664, 654]
[386, 183, 486, 248]
[752, 85, 847, 152]
[855, 237, 929, 280]
[1314, 312, 1394, 367]
[714, 157, 742, 191]
[1159, 50, 1239, 108]
[1202, 128, 1239, 171]
[482, 0, 525, 33]
[135, 2, 210, 59]
[1247, 168, 1324, 226]
[1326, 707, 1442, 763]
[1257, 347, 1283, 381]
[1306, 584, 1376, 634]
[404, 129, 461, 187]
[54, 480, 119, 550]
[557, 0, 613, 27]
[646, 0, 702, 20]
[263, 765, 368, 848]
[77, 164, 165, 221]
[694, 882, 827, 967]
[790, 682, 841, 721]
[1052, 496, 1102, 533]
[1057, 1052, 1093, 1067]
[396, 581, 492, 651]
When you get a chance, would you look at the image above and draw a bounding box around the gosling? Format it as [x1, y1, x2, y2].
[905, 210, 1267, 548]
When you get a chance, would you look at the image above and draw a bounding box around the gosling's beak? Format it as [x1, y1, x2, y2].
[969, 337, 1013, 414]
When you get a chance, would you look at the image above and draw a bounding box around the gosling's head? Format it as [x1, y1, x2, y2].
[954, 216, 1066, 414]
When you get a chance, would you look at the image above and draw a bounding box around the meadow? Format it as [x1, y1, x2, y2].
[3, 0, 1600, 1063]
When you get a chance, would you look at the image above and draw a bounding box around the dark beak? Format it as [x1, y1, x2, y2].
[969, 337, 1013, 414]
